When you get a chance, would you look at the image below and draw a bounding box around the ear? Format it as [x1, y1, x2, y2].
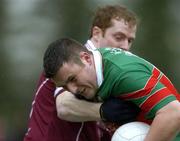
[91, 26, 103, 42]
[79, 51, 92, 65]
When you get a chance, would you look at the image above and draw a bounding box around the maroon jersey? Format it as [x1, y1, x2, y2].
[24, 72, 101, 141]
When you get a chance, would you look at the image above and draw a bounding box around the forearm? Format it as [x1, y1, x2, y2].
[145, 100, 180, 141]
[56, 91, 101, 122]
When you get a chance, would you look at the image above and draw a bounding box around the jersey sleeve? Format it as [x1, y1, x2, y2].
[54, 87, 66, 98]
[112, 66, 177, 119]
[99, 60, 177, 119]
[97, 48, 178, 120]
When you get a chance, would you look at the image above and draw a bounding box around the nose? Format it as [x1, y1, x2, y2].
[66, 82, 78, 94]
[119, 39, 130, 51]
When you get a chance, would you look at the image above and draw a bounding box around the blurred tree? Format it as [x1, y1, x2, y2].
[0, 0, 11, 140]
[132, 0, 179, 91]
[54, 0, 93, 43]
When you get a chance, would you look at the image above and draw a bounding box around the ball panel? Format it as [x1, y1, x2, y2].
[111, 122, 150, 141]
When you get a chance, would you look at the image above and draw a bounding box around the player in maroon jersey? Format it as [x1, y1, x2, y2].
[24, 5, 138, 141]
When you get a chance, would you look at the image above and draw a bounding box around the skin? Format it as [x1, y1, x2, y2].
[144, 100, 180, 141]
[56, 91, 101, 122]
[54, 53, 97, 99]
[92, 19, 136, 50]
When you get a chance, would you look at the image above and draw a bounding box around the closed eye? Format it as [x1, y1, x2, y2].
[66, 75, 76, 83]
[62, 76, 77, 90]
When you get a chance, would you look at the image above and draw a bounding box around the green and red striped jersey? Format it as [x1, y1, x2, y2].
[96, 48, 179, 121]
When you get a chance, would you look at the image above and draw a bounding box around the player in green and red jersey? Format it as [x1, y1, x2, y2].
[43, 38, 180, 141]
[96, 48, 179, 121]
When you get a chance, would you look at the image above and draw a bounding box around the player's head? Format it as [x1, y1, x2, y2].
[44, 38, 98, 99]
[90, 5, 138, 50]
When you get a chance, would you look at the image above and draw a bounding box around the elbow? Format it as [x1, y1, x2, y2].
[157, 100, 180, 126]
[170, 101, 180, 125]
[174, 107, 180, 125]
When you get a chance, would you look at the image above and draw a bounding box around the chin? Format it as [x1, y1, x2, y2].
[85, 94, 95, 100]
[84, 89, 96, 100]
[86, 96, 94, 100]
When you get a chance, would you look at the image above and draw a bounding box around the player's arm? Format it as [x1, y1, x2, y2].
[112, 66, 180, 141]
[56, 91, 101, 121]
[144, 100, 180, 141]
[56, 91, 139, 123]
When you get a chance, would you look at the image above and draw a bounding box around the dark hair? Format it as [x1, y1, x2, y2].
[43, 38, 90, 78]
[90, 5, 138, 37]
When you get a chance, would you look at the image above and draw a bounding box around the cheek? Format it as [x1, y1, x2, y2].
[83, 73, 93, 83]
[83, 71, 96, 86]
[103, 35, 117, 46]
[78, 70, 92, 83]
[100, 38, 112, 47]
[106, 39, 118, 47]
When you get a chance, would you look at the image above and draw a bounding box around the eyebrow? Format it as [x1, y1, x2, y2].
[58, 75, 74, 87]
[113, 32, 126, 37]
[56, 75, 74, 90]
[114, 32, 135, 39]
[114, 31, 124, 34]
[53, 77, 66, 87]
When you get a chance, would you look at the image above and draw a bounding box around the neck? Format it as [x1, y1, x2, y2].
[89, 37, 99, 48]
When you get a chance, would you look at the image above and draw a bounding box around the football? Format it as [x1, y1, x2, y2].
[111, 122, 150, 141]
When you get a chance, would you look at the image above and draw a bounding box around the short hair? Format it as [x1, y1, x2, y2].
[90, 5, 138, 37]
[43, 38, 90, 78]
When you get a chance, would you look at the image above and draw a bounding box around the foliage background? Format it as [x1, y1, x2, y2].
[0, 0, 179, 140]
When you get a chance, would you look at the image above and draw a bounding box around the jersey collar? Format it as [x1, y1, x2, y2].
[91, 50, 103, 87]
[85, 40, 103, 87]
[84, 40, 96, 50]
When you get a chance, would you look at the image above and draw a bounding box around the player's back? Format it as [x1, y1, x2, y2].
[98, 47, 179, 121]
[98, 47, 179, 97]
